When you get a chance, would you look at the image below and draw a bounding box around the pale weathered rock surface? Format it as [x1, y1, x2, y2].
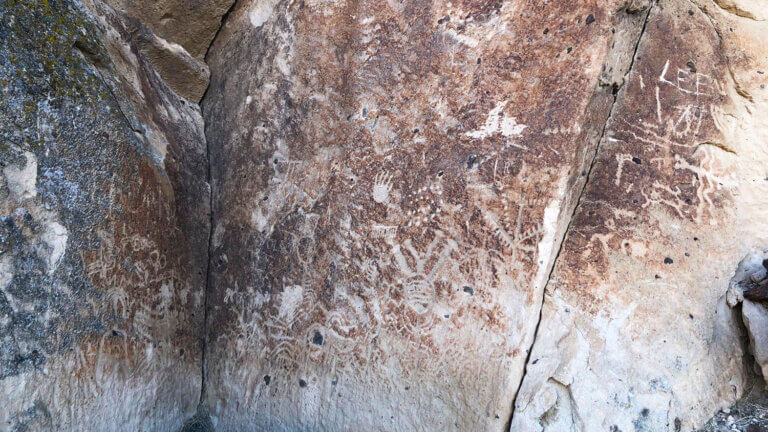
[199, 0, 674, 430]
[2, 0, 768, 430]
[725, 251, 768, 394]
[0, 0, 208, 429]
[512, 0, 768, 430]
[742, 300, 768, 383]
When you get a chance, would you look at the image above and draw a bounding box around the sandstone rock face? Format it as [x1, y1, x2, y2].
[201, 0, 768, 430]
[0, 0, 208, 429]
[201, 0, 661, 430]
[2, 0, 767, 430]
[512, 0, 768, 430]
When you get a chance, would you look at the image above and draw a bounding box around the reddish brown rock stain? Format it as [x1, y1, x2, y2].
[553, 1, 733, 313]
[79, 158, 201, 374]
[203, 0, 643, 427]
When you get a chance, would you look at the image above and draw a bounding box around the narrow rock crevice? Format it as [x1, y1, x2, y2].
[198, 0, 240, 409]
[507, 2, 656, 427]
[203, 0, 240, 65]
[198, 104, 215, 408]
[702, 252, 768, 430]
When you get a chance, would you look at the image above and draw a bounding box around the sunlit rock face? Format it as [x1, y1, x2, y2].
[512, 0, 768, 430]
[201, 0, 768, 430]
[2, 0, 767, 430]
[201, 0, 657, 429]
[0, 0, 208, 429]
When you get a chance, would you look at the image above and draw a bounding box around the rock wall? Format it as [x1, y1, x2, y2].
[201, 0, 768, 430]
[512, 0, 768, 429]
[1, 0, 767, 430]
[0, 0, 209, 429]
[201, 0, 640, 428]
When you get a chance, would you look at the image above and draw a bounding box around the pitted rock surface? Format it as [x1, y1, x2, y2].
[0, 0, 208, 429]
[201, 0, 656, 430]
[2, 0, 768, 430]
[513, 0, 768, 430]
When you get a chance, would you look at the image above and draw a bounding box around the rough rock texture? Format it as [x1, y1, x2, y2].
[0, 0, 208, 429]
[742, 300, 768, 383]
[178, 409, 216, 432]
[200, 0, 667, 430]
[727, 251, 768, 388]
[2, 0, 767, 430]
[201, 0, 768, 430]
[102, 0, 236, 59]
[512, 0, 768, 430]
[88, 0, 213, 102]
[701, 386, 768, 432]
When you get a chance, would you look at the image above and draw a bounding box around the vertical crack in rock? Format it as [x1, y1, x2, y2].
[203, 0, 240, 65]
[198, 0, 240, 406]
[507, 2, 656, 426]
[198, 0, 658, 428]
[198, 104, 214, 406]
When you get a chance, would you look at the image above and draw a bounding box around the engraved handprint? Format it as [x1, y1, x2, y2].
[372, 171, 394, 204]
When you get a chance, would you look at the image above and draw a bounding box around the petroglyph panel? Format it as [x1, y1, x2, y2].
[202, 0, 655, 429]
[513, 0, 768, 430]
[0, 0, 208, 429]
